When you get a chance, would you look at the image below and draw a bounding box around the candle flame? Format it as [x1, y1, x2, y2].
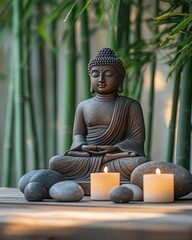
[156, 168, 161, 175]
[104, 166, 108, 173]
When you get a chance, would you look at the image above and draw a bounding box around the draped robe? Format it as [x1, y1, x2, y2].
[49, 96, 148, 180]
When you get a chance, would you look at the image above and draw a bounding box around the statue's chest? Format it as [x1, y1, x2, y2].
[84, 101, 115, 126]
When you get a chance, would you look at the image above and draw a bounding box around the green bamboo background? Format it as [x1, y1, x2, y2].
[0, 0, 191, 187]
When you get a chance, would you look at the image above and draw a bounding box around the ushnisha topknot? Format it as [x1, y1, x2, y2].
[88, 47, 125, 81]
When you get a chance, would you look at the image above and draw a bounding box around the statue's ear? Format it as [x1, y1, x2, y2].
[117, 84, 123, 93]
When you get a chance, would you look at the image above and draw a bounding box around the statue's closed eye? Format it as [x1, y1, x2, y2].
[91, 70, 99, 77]
[91, 70, 114, 78]
[104, 71, 114, 77]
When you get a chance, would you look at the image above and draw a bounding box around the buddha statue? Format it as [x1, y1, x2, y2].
[49, 47, 148, 181]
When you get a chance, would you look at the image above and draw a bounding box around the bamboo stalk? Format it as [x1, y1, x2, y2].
[108, 0, 119, 50]
[39, 42, 47, 167]
[108, 0, 131, 50]
[128, 0, 143, 100]
[117, 0, 131, 96]
[79, 0, 91, 100]
[176, 58, 192, 169]
[135, 0, 142, 41]
[23, 9, 39, 170]
[166, 4, 186, 163]
[37, 2, 48, 168]
[61, 8, 76, 152]
[48, 19, 58, 157]
[145, 59, 156, 158]
[13, 0, 26, 182]
[166, 68, 181, 163]
[109, 0, 131, 52]
[145, 0, 159, 158]
[119, 1, 131, 96]
[175, 3, 192, 169]
[2, 58, 14, 186]
[134, 74, 144, 101]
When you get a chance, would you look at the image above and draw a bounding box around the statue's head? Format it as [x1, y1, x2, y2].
[88, 48, 125, 93]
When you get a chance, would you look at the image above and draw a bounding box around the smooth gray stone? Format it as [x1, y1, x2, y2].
[109, 186, 133, 203]
[121, 183, 143, 201]
[29, 169, 65, 199]
[131, 161, 192, 199]
[18, 170, 42, 193]
[49, 181, 84, 202]
[24, 182, 46, 202]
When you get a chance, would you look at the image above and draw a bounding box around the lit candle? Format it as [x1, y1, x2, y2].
[91, 167, 120, 200]
[143, 168, 174, 203]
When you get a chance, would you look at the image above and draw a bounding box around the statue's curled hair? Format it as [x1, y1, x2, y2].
[88, 47, 125, 81]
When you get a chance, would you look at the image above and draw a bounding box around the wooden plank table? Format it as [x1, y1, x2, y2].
[0, 188, 192, 240]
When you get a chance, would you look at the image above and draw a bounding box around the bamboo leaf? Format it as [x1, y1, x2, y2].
[181, 39, 192, 51]
[63, 0, 77, 22]
[78, 0, 91, 15]
[168, 15, 192, 37]
[160, 15, 192, 46]
[155, 12, 190, 21]
[22, 0, 35, 23]
[39, 11, 61, 26]
[36, 25, 56, 51]
[166, 50, 191, 80]
[92, 1, 106, 23]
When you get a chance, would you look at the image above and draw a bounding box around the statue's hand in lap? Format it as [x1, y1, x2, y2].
[82, 145, 118, 155]
[67, 150, 91, 157]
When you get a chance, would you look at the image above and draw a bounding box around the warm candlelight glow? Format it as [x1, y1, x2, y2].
[143, 168, 174, 203]
[156, 168, 161, 175]
[90, 166, 120, 200]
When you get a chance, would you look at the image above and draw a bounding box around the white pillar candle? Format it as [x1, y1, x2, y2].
[143, 168, 174, 203]
[91, 167, 120, 200]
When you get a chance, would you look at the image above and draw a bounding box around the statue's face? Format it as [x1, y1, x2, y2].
[90, 65, 121, 94]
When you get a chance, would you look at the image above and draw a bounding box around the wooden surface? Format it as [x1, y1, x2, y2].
[0, 188, 192, 240]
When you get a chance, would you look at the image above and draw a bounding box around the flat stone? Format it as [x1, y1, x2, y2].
[29, 169, 65, 199]
[109, 186, 133, 203]
[131, 161, 192, 199]
[121, 183, 143, 201]
[49, 181, 84, 202]
[18, 170, 42, 193]
[24, 182, 46, 202]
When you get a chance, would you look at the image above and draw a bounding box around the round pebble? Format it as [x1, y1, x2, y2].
[18, 170, 41, 193]
[122, 183, 143, 201]
[29, 169, 65, 199]
[24, 182, 46, 201]
[131, 161, 192, 199]
[109, 186, 133, 203]
[49, 181, 84, 202]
